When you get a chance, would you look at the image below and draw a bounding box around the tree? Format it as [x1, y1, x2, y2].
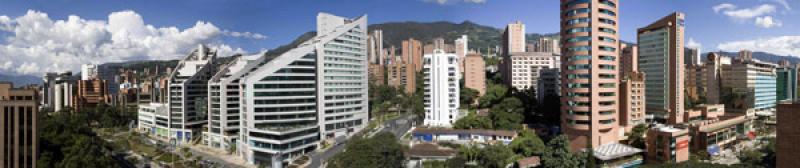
[453, 114, 492, 129]
[541, 135, 585, 168]
[536, 95, 561, 126]
[761, 137, 776, 168]
[512, 87, 538, 123]
[327, 132, 405, 168]
[626, 124, 648, 149]
[509, 130, 546, 157]
[457, 145, 481, 162]
[738, 149, 764, 167]
[489, 98, 524, 130]
[479, 83, 509, 109]
[460, 87, 480, 108]
[478, 144, 516, 168]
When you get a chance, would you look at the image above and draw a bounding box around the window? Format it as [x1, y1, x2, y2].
[565, 8, 590, 16]
[599, 9, 616, 16]
[565, 18, 591, 25]
[599, 18, 616, 25]
[566, 27, 591, 34]
[599, 27, 616, 34]
[566, 36, 591, 43]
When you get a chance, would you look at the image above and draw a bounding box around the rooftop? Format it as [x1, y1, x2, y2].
[593, 143, 643, 161]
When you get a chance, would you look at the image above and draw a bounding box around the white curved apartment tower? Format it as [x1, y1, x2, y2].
[423, 49, 460, 127]
[239, 13, 367, 167]
[166, 45, 217, 144]
[204, 52, 267, 150]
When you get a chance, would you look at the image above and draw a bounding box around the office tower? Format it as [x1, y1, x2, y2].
[537, 68, 561, 102]
[464, 52, 486, 96]
[0, 83, 38, 168]
[777, 101, 800, 168]
[534, 37, 561, 54]
[81, 64, 98, 80]
[684, 47, 700, 66]
[776, 67, 797, 101]
[506, 52, 561, 91]
[620, 44, 638, 78]
[503, 21, 526, 54]
[239, 13, 367, 167]
[423, 49, 460, 127]
[204, 52, 266, 150]
[403, 38, 424, 72]
[73, 79, 109, 112]
[166, 44, 217, 144]
[455, 35, 469, 78]
[721, 55, 777, 117]
[620, 71, 646, 132]
[368, 30, 384, 65]
[637, 12, 685, 124]
[560, 0, 621, 150]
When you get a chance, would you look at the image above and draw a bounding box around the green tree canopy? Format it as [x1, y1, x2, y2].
[478, 144, 516, 168]
[626, 124, 648, 149]
[509, 130, 546, 157]
[327, 132, 405, 168]
[541, 135, 585, 168]
[453, 114, 492, 129]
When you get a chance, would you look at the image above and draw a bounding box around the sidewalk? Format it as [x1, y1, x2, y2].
[181, 142, 255, 168]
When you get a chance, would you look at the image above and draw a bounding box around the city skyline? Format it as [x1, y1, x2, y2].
[0, 0, 798, 76]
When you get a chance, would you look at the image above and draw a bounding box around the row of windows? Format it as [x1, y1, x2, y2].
[254, 91, 315, 97]
[254, 98, 315, 105]
[253, 83, 315, 89]
[254, 105, 315, 113]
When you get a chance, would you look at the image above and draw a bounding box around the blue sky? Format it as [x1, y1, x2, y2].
[0, 0, 798, 75]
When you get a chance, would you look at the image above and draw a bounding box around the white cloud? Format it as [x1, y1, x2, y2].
[773, 0, 791, 10]
[0, 10, 258, 76]
[717, 36, 800, 56]
[424, 0, 485, 5]
[755, 16, 783, 28]
[687, 38, 702, 49]
[713, 3, 737, 13]
[721, 4, 776, 20]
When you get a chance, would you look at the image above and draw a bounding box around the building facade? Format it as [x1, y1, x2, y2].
[507, 52, 561, 91]
[464, 52, 486, 96]
[777, 101, 800, 168]
[423, 49, 460, 127]
[503, 21, 526, 54]
[720, 55, 777, 117]
[0, 83, 38, 168]
[684, 47, 700, 66]
[560, 0, 621, 150]
[165, 45, 217, 144]
[239, 13, 368, 167]
[203, 53, 266, 150]
[73, 79, 109, 112]
[620, 72, 646, 133]
[776, 67, 797, 101]
[646, 125, 690, 163]
[533, 37, 560, 54]
[637, 12, 686, 124]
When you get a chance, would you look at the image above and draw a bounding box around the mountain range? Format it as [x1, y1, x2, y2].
[1, 21, 798, 86]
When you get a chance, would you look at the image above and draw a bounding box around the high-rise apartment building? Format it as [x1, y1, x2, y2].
[560, 0, 621, 150]
[43, 72, 74, 112]
[81, 64, 98, 80]
[533, 37, 560, 54]
[73, 79, 109, 112]
[506, 52, 561, 91]
[620, 44, 638, 78]
[537, 68, 561, 102]
[388, 45, 417, 94]
[684, 47, 700, 66]
[503, 21, 526, 54]
[464, 52, 486, 96]
[620, 72, 646, 132]
[403, 38, 424, 72]
[0, 83, 38, 168]
[203, 53, 266, 150]
[238, 13, 368, 167]
[423, 49, 460, 127]
[637, 12, 685, 124]
[166, 44, 217, 144]
[368, 30, 384, 65]
[455, 35, 469, 78]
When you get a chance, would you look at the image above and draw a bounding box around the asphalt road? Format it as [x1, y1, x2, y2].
[307, 114, 414, 168]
